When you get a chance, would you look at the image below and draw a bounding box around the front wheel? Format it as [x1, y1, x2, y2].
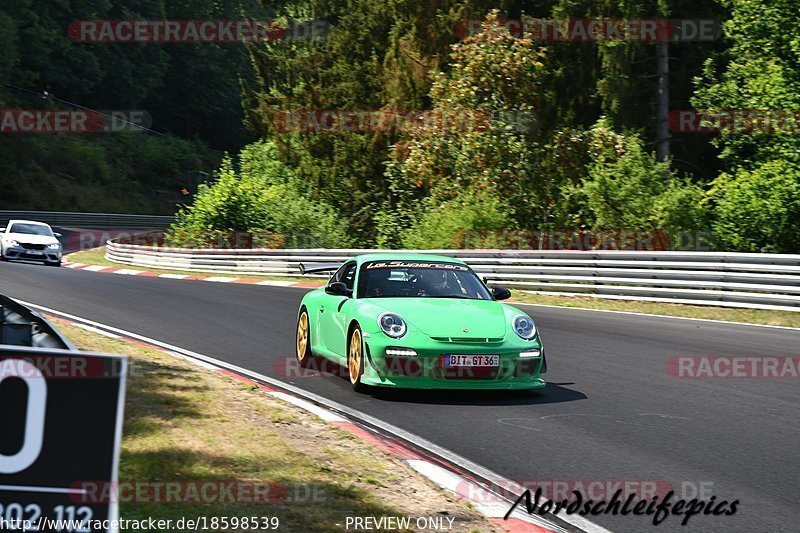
[348, 325, 368, 393]
[296, 309, 313, 368]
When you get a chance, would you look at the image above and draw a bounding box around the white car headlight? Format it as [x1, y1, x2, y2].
[513, 315, 536, 340]
[47, 243, 61, 249]
[378, 312, 407, 338]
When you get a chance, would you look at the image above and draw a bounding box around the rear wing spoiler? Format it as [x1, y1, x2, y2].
[298, 263, 340, 275]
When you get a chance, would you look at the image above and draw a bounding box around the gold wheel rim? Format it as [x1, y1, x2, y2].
[349, 329, 362, 384]
[296, 312, 309, 361]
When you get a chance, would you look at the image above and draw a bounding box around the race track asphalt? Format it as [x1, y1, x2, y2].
[1, 259, 798, 532]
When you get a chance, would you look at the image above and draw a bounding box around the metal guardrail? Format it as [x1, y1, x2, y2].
[0, 210, 174, 230]
[104, 241, 800, 312]
[0, 295, 76, 350]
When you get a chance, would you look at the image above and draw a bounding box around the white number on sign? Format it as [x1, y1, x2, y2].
[0, 359, 47, 474]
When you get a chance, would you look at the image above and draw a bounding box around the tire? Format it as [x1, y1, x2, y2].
[295, 308, 313, 368]
[46, 260, 61, 267]
[347, 325, 369, 393]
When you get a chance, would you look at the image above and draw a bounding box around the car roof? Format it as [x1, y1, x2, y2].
[6, 220, 52, 227]
[351, 253, 466, 265]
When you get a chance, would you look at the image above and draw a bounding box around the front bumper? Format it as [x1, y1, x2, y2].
[3, 245, 61, 262]
[360, 332, 547, 390]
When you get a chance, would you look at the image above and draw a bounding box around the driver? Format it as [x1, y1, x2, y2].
[414, 269, 448, 296]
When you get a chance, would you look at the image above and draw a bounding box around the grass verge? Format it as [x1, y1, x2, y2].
[510, 292, 800, 328]
[53, 319, 496, 532]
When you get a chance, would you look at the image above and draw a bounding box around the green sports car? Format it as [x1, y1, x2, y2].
[295, 254, 547, 392]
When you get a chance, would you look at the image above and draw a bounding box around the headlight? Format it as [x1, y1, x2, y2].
[47, 243, 61, 249]
[513, 315, 536, 340]
[378, 313, 407, 338]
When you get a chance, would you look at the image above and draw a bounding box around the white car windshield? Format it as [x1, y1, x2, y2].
[9, 223, 53, 236]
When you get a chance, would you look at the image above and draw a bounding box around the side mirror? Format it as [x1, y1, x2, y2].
[325, 281, 352, 297]
[491, 285, 511, 300]
[54, 232, 62, 238]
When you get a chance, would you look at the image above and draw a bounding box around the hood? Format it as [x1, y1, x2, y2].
[3, 233, 59, 245]
[368, 298, 507, 339]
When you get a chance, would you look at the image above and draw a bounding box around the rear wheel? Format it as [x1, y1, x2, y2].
[295, 309, 312, 368]
[348, 326, 368, 393]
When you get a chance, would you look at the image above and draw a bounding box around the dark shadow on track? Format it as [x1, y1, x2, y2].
[366, 382, 586, 406]
[297, 358, 587, 406]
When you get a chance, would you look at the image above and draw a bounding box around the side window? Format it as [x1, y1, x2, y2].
[330, 264, 347, 285]
[340, 263, 357, 290]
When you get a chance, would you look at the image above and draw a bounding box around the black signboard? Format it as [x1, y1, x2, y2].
[0, 346, 127, 533]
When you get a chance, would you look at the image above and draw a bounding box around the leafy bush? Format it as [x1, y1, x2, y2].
[709, 160, 800, 253]
[582, 137, 706, 232]
[170, 155, 351, 248]
[399, 189, 514, 249]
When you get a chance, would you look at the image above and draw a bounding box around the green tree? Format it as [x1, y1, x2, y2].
[709, 160, 800, 253]
[692, 0, 800, 169]
[384, 10, 547, 237]
[582, 132, 706, 232]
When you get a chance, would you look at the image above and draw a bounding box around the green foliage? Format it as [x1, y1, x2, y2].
[399, 189, 514, 249]
[537, 118, 628, 228]
[0, 0, 259, 151]
[692, 0, 800, 169]
[709, 160, 800, 253]
[174, 156, 271, 232]
[0, 133, 215, 213]
[170, 155, 351, 248]
[4, 0, 795, 252]
[690, 0, 800, 251]
[0, 0, 259, 213]
[582, 135, 706, 232]
[386, 10, 547, 231]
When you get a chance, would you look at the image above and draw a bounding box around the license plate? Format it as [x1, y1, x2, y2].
[444, 355, 499, 367]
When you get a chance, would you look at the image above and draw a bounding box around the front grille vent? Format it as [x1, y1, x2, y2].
[430, 336, 504, 343]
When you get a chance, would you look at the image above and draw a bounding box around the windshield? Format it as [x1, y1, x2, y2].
[8, 223, 53, 236]
[357, 260, 492, 300]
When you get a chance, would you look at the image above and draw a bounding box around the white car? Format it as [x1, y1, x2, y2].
[0, 220, 63, 266]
